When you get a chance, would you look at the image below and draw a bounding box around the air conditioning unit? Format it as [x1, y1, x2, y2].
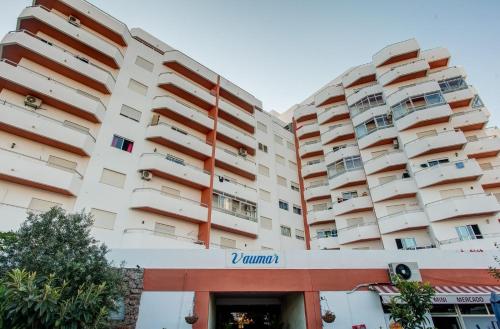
[24, 95, 42, 109]
[151, 113, 160, 126]
[388, 262, 422, 284]
[76, 55, 89, 63]
[68, 15, 81, 27]
[238, 148, 247, 157]
[140, 170, 152, 181]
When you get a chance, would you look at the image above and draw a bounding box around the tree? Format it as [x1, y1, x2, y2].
[0, 207, 123, 328]
[387, 276, 435, 329]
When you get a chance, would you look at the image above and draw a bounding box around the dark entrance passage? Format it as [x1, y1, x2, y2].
[215, 304, 281, 329]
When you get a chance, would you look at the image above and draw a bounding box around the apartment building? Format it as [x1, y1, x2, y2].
[292, 39, 500, 251]
[0, 0, 306, 252]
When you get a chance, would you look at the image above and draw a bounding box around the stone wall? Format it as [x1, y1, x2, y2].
[110, 268, 144, 329]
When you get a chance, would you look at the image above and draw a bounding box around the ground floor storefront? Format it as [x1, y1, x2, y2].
[108, 249, 500, 329]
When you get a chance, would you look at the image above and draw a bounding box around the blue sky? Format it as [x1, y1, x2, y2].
[2, 1, 500, 125]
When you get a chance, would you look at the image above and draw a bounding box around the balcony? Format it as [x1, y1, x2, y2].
[325, 144, 359, 166]
[130, 188, 208, 223]
[307, 208, 334, 225]
[404, 129, 466, 159]
[351, 103, 388, 128]
[311, 236, 340, 250]
[443, 85, 476, 109]
[451, 108, 489, 131]
[370, 178, 417, 202]
[121, 228, 204, 250]
[395, 103, 453, 132]
[372, 38, 420, 68]
[329, 168, 366, 190]
[421, 47, 451, 69]
[357, 126, 398, 150]
[152, 96, 214, 133]
[301, 161, 327, 179]
[480, 166, 500, 188]
[1, 30, 115, 93]
[347, 84, 383, 109]
[218, 98, 256, 134]
[314, 84, 345, 107]
[211, 208, 258, 238]
[364, 150, 407, 175]
[138, 153, 210, 189]
[213, 178, 258, 203]
[318, 104, 349, 125]
[219, 77, 261, 115]
[425, 193, 500, 222]
[0, 147, 82, 196]
[34, 0, 129, 47]
[342, 63, 376, 88]
[145, 123, 212, 160]
[297, 122, 320, 140]
[294, 104, 316, 123]
[377, 59, 429, 87]
[387, 81, 440, 106]
[438, 233, 500, 251]
[333, 195, 373, 216]
[465, 136, 500, 158]
[0, 60, 106, 122]
[215, 147, 256, 180]
[428, 66, 467, 84]
[158, 72, 214, 111]
[321, 123, 355, 145]
[338, 222, 380, 244]
[217, 121, 256, 155]
[414, 159, 482, 188]
[18, 6, 123, 68]
[377, 209, 428, 234]
[304, 183, 330, 202]
[299, 140, 323, 159]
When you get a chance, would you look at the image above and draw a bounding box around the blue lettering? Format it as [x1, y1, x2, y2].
[231, 252, 243, 264]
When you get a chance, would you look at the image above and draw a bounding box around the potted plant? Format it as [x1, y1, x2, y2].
[185, 314, 199, 324]
[322, 310, 336, 323]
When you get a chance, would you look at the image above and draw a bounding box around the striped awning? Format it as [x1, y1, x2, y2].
[372, 285, 500, 304]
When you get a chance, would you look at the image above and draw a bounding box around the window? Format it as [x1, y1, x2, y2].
[416, 129, 437, 138]
[288, 160, 297, 170]
[317, 229, 337, 238]
[287, 141, 294, 150]
[258, 164, 270, 177]
[280, 225, 291, 237]
[378, 175, 396, 185]
[471, 95, 484, 108]
[100, 168, 126, 188]
[391, 91, 445, 120]
[90, 208, 116, 230]
[293, 205, 302, 215]
[386, 204, 406, 215]
[291, 182, 300, 192]
[135, 56, 154, 72]
[438, 77, 467, 94]
[355, 114, 392, 138]
[128, 78, 148, 95]
[295, 229, 305, 240]
[327, 156, 362, 178]
[278, 200, 289, 211]
[259, 189, 271, 202]
[257, 121, 267, 133]
[260, 216, 272, 230]
[348, 92, 385, 116]
[120, 105, 142, 122]
[111, 135, 134, 153]
[275, 154, 285, 165]
[277, 175, 287, 187]
[154, 222, 175, 237]
[220, 237, 237, 249]
[47, 155, 77, 172]
[439, 188, 464, 199]
[421, 158, 450, 168]
[395, 237, 417, 250]
[28, 198, 62, 212]
[274, 134, 283, 145]
[212, 191, 257, 221]
[341, 191, 358, 201]
[258, 143, 268, 153]
[479, 162, 493, 170]
[455, 224, 482, 241]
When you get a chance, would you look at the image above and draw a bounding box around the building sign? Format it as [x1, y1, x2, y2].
[382, 294, 491, 304]
[226, 251, 284, 268]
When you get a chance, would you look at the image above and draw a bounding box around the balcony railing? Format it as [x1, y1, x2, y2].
[356, 124, 394, 140]
[424, 192, 495, 207]
[122, 227, 203, 244]
[153, 122, 211, 144]
[132, 187, 207, 207]
[140, 152, 209, 174]
[377, 208, 422, 222]
[215, 146, 256, 164]
[338, 221, 377, 232]
[413, 158, 472, 174]
[212, 205, 257, 222]
[328, 166, 363, 179]
[438, 232, 500, 245]
[404, 129, 461, 148]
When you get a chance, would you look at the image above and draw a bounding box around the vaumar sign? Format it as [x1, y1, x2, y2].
[226, 251, 284, 268]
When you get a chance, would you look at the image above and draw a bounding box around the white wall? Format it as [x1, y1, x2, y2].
[281, 293, 306, 329]
[136, 291, 195, 329]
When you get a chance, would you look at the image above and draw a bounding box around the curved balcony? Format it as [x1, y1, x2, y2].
[145, 123, 212, 160]
[425, 193, 500, 222]
[212, 208, 258, 238]
[152, 96, 213, 133]
[421, 47, 451, 69]
[218, 98, 256, 134]
[377, 59, 429, 87]
[0, 59, 106, 122]
[318, 104, 349, 125]
[372, 38, 420, 68]
[215, 147, 256, 180]
[299, 140, 323, 159]
[357, 126, 398, 150]
[347, 84, 383, 109]
[120, 228, 204, 250]
[314, 84, 345, 107]
[465, 136, 500, 159]
[395, 104, 453, 132]
[329, 168, 366, 190]
[321, 123, 355, 145]
[217, 121, 256, 155]
[307, 208, 334, 225]
[480, 166, 500, 189]
[377, 209, 428, 234]
[438, 233, 500, 251]
[214, 178, 257, 203]
[444, 85, 477, 109]
[311, 236, 340, 250]
[351, 103, 388, 127]
[451, 108, 489, 131]
[297, 122, 320, 140]
[414, 159, 482, 188]
[0, 99, 95, 156]
[338, 222, 380, 244]
[1, 30, 115, 93]
[370, 178, 417, 202]
[138, 153, 210, 189]
[130, 188, 208, 223]
[18, 6, 123, 68]
[404, 129, 466, 159]
[304, 183, 330, 202]
[158, 72, 214, 111]
[364, 150, 406, 175]
[386, 80, 440, 107]
[301, 161, 327, 179]
[342, 63, 376, 88]
[428, 66, 467, 84]
[333, 195, 373, 216]
[0, 147, 82, 196]
[325, 144, 359, 166]
[294, 104, 316, 123]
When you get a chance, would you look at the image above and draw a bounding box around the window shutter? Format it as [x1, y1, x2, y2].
[395, 238, 403, 250]
[90, 208, 117, 230]
[28, 198, 62, 212]
[100, 168, 126, 188]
